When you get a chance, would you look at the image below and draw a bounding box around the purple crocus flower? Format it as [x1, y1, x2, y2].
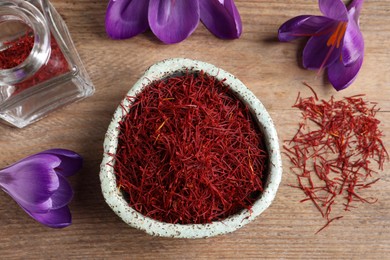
[278, 0, 364, 91]
[105, 0, 242, 44]
[0, 149, 82, 228]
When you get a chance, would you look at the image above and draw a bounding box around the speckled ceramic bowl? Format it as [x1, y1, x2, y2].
[100, 58, 282, 238]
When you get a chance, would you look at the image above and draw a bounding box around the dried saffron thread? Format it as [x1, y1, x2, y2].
[284, 88, 389, 233]
[0, 31, 70, 94]
[113, 71, 268, 224]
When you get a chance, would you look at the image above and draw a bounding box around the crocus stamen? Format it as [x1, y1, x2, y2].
[327, 22, 347, 48]
[317, 22, 348, 74]
[336, 22, 347, 48]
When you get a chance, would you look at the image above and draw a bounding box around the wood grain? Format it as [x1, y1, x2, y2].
[1, 0, 389, 258]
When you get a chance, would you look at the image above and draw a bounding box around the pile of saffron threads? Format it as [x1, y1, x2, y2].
[113, 71, 268, 224]
[284, 87, 389, 233]
[0, 31, 69, 93]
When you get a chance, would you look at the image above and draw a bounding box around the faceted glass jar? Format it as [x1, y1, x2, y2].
[0, 0, 94, 128]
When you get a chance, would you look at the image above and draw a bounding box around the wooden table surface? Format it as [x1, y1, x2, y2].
[1, 0, 389, 258]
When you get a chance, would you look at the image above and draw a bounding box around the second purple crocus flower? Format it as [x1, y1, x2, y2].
[105, 0, 242, 44]
[0, 149, 82, 228]
[278, 0, 365, 91]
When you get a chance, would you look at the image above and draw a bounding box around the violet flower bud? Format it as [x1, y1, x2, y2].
[0, 149, 82, 228]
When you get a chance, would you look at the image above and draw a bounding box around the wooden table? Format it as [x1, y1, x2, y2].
[1, 0, 389, 258]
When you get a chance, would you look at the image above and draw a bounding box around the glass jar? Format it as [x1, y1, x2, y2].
[0, 0, 95, 128]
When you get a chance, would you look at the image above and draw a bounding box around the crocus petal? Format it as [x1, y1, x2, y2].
[328, 55, 363, 91]
[303, 27, 342, 70]
[1, 188, 52, 213]
[105, 0, 149, 39]
[278, 15, 335, 42]
[25, 206, 72, 229]
[199, 0, 242, 39]
[39, 149, 83, 177]
[148, 0, 200, 44]
[342, 19, 364, 66]
[221, 0, 242, 36]
[348, 0, 364, 23]
[3, 174, 72, 213]
[319, 0, 348, 21]
[47, 173, 73, 210]
[0, 154, 60, 206]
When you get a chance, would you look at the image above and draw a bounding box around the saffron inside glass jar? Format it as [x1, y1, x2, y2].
[0, 24, 33, 70]
[1, 29, 70, 94]
[113, 71, 269, 225]
[0, 0, 94, 128]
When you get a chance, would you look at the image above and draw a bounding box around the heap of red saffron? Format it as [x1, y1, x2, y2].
[0, 31, 69, 93]
[284, 88, 389, 233]
[113, 71, 268, 224]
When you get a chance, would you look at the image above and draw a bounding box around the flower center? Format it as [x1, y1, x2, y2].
[317, 21, 348, 74]
[327, 22, 348, 49]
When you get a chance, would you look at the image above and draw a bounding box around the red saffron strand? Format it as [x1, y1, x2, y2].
[303, 81, 319, 101]
[285, 85, 389, 233]
[113, 71, 268, 224]
[315, 216, 344, 235]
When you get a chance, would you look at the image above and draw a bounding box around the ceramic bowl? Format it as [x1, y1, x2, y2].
[100, 58, 282, 238]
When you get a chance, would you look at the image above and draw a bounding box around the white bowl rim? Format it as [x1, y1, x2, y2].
[100, 58, 282, 238]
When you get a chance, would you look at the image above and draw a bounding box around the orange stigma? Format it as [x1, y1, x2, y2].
[327, 22, 348, 48]
[317, 21, 348, 75]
